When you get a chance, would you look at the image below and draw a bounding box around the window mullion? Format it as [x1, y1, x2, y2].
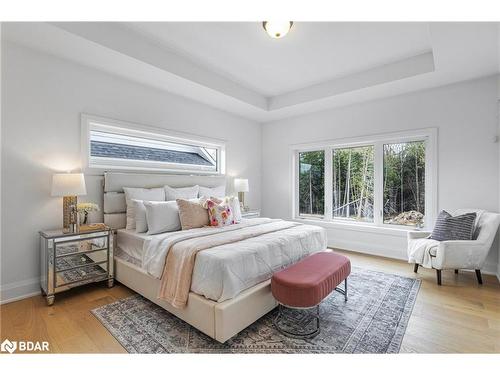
[324, 147, 333, 220]
[373, 142, 383, 226]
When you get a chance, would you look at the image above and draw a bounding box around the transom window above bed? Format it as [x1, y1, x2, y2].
[82, 114, 226, 174]
[293, 129, 437, 230]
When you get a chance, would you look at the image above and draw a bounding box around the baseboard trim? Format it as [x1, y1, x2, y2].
[0, 277, 40, 305]
[328, 239, 499, 277]
[1, 291, 41, 305]
[476, 261, 498, 276]
[328, 238, 407, 261]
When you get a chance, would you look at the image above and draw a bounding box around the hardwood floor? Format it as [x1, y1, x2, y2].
[1, 249, 499, 353]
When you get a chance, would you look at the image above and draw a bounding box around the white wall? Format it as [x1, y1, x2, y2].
[497, 75, 500, 280]
[2, 42, 499, 304]
[0, 42, 262, 303]
[262, 76, 500, 274]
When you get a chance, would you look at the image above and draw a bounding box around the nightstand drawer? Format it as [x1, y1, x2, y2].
[55, 235, 108, 257]
[55, 249, 108, 272]
[56, 260, 109, 288]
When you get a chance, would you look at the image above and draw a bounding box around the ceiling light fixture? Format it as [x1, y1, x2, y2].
[262, 21, 293, 39]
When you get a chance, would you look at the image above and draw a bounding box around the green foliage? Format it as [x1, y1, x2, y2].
[299, 151, 324, 215]
[333, 146, 374, 221]
[383, 141, 425, 224]
[298, 141, 426, 226]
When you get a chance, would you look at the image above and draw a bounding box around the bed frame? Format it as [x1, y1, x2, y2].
[103, 172, 277, 343]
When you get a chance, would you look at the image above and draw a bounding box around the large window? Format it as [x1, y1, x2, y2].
[298, 151, 325, 216]
[82, 114, 225, 174]
[293, 129, 436, 229]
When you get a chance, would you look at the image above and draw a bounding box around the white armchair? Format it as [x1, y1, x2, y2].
[407, 210, 500, 285]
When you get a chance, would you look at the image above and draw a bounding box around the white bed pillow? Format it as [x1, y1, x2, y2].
[143, 200, 182, 235]
[164, 185, 199, 201]
[123, 187, 165, 230]
[132, 199, 148, 233]
[224, 196, 242, 223]
[199, 185, 226, 198]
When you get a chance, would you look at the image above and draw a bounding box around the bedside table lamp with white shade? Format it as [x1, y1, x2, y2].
[234, 178, 249, 211]
[51, 173, 87, 233]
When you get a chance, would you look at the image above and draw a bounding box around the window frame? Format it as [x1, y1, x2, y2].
[81, 114, 226, 175]
[291, 128, 437, 231]
[297, 149, 327, 219]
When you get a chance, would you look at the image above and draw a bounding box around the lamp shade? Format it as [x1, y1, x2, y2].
[51, 173, 87, 197]
[234, 178, 249, 193]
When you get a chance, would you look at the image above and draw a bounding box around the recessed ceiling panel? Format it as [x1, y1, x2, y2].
[124, 22, 432, 96]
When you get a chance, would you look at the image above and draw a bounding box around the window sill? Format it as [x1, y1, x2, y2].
[293, 217, 422, 237]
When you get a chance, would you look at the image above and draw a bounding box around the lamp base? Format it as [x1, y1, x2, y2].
[63, 196, 77, 232]
[238, 192, 245, 209]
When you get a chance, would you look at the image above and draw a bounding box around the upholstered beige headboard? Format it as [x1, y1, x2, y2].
[103, 172, 227, 229]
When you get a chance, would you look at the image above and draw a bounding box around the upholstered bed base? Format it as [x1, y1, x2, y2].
[106, 172, 278, 342]
[114, 256, 278, 343]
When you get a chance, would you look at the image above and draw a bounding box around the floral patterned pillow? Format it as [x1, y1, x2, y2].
[206, 199, 235, 227]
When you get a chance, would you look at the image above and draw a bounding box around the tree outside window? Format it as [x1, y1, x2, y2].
[296, 137, 428, 228]
[298, 151, 325, 216]
[332, 146, 374, 222]
[383, 141, 425, 227]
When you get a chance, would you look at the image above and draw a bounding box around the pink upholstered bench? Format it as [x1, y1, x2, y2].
[271, 251, 351, 338]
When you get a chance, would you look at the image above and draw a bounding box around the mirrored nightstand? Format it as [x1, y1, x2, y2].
[241, 209, 261, 219]
[39, 227, 114, 305]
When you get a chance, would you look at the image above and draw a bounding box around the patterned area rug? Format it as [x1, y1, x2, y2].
[92, 267, 420, 353]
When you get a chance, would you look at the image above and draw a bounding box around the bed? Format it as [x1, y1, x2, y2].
[104, 172, 327, 342]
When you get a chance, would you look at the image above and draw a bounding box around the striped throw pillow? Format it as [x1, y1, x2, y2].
[430, 210, 477, 241]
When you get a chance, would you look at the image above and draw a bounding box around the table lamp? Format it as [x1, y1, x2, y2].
[51, 173, 87, 232]
[234, 178, 249, 211]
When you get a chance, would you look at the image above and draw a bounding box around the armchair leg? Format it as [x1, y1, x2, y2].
[475, 269, 483, 285]
[454, 269, 459, 274]
[413, 264, 419, 273]
[436, 269, 442, 285]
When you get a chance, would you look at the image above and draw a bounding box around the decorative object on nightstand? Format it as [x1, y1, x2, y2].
[39, 225, 114, 306]
[241, 209, 261, 219]
[234, 178, 249, 211]
[77, 202, 100, 225]
[51, 173, 87, 233]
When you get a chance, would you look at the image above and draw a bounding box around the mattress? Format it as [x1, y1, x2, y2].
[115, 219, 327, 303]
[116, 229, 151, 261]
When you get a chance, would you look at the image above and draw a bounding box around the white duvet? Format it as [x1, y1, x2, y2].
[141, 218, 327, 302]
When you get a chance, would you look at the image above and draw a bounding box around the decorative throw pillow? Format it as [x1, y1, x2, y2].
[199, 196, 223, 208]
[452, 208, 484, 239]
[123, 187, 165, 230]
[430, 210, 477, 241]
[176, 198, 209, 230]
[206, 199, 235, 227]
[223, 196, 242, 223]
[143, 200, 182, 235]
[199, 185, 226, 198]
[164, 185, 199, 201]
